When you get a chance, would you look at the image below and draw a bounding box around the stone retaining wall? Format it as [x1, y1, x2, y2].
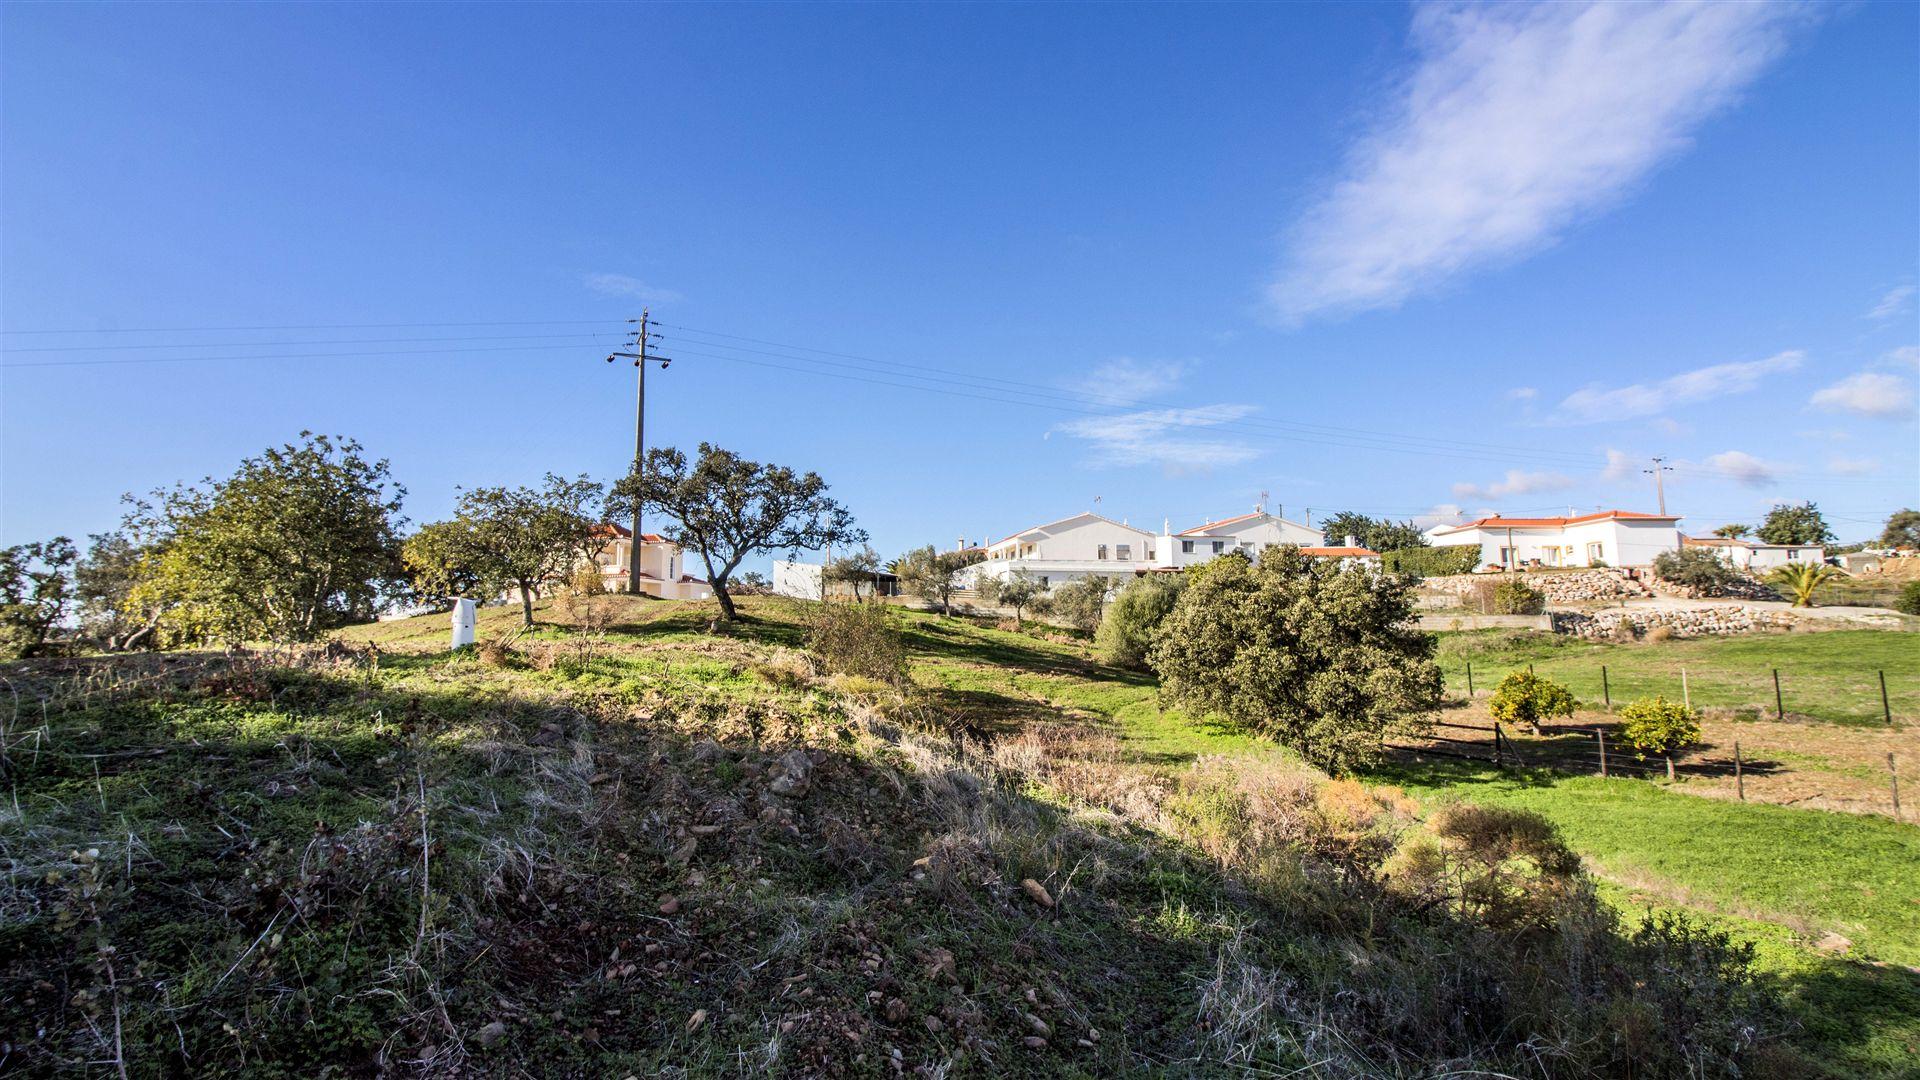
[1551, 605, 1795, 640]
[1422, 569, 1649, 604]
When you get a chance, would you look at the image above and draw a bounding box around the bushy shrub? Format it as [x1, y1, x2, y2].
[1492, 578, 1545, 614]
[1488, 670, 1576, 733]
[1380, 544, 1482, 577]
[1388, 803, 1584, 934]
[1094, 575, 1182, 669]
[806, 600, 908, 685]
[1619, 697, 1702, 759]
[1653, 547, 1736, 593]
[1050, 576, 1112, 634]
[1898, 580, 1920, 616]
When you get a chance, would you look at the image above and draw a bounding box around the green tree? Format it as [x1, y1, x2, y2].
[1094, 574, 1182, 669]
[1895, 581, 1920, 616]
[896, 545, 983, 615]
[1488, 671, 1576, 735]
[130, 434, 406, 644]
[1711, 523, 1751, 539]
[1653, 547, 1737, 593]
[1756, 502, 1835, 546]
[0, 537, 77, 659]
[1879, 508, 1920, 550]
[403, 474, 605, 628]
[1050, 575, 1113, 634]
[1148, 547, 1441, 772]
[1769, 562, 1840, 608]
[610, 444, 863, 622]
[1491, 578, 1545, 614]
[977, 569, 1048, 627]
[1618, 697, 1702, 774]
[75, 517, 172, 652]
[1319, 511, 1428, 552]
[821, 544, 883, 600]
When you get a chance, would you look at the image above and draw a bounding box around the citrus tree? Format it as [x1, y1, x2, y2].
[1487, 671, 1576, 735]
[1618, 697, 1702, 776]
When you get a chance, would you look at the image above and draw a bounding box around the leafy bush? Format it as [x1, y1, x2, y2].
[1653, 547, 1737, 592]
[1381, 544, 1482, 577]
[1488, 670, 1576, 733]
[1897, 580, 1920, 616]
[1492, 578, 1545, 614]
[806, 600, 908, 685]
[1389, 803, 1584, 934]
[1094, 575, 1182, 669]
[1050, 576, 1113, 635]
[1149, 547, 1442, 772]
[1619, 697, 1702, 758]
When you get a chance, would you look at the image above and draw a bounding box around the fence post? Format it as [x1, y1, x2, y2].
[1681, 668, 1690, 710]
[1734, 740, 1744, 801]
[1493, 722, 1504, 767]
[1891, 754, 1903, 822]
[1601, 665, 1610, 709]
[1773, 669, 1784, 721]
[1881, 670, 1892, 726]
[1665, 754, 1675, 782]
[1466, 661, 1474, 697]
[1527, 663, 1534, 676]
[1596, 728, 1607, 778]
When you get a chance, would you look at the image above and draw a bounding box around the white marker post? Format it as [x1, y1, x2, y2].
[451, 598, 477, 650]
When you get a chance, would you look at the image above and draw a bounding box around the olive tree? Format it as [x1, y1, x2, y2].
[1094, 574, 1182, 669]
[977, 569, 1048, 626]
[611, 443, 863, 621]
[821, 544, 884, 600]
[403, 474, 604, 628]
[896, 546, 983, 615]
[1050, 575, 1113, 634]
[0, 537, 77, 659]
[1149, 547, 1441, 772]
[128, 434, 406, 644]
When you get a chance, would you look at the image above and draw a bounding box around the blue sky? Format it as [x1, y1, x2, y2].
[3, 2, 1916, 564]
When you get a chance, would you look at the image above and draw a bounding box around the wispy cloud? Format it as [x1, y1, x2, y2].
[1601, 448, 1637, 482]
[1452, 469, 1573, 501]
[1269, 2, 1805, 322]
[1884, 345, 1920, 371]
[1868, 285, 1916, 321]
[1070, 358, 1189, 408]
[1827, 455, 1880, 476]
[1413, 503, 1468, 529]
[1506, 386, 1538, 401]
[583, 273, 683, 304]
[1054, 404, 1260, 470]
[1701, 449, 1779, 487]
[1554, 350, 1802, 422]
[1808, 371, 1916, 419]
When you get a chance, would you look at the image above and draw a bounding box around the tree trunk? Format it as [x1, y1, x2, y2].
[713, 583, 738, 622]
[519, 582, 535, 628]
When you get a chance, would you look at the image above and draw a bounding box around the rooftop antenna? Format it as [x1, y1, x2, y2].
[1258, 490, 1269, 514]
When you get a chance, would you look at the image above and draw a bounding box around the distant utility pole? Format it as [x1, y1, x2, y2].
[606, 310, 672, 594]
[1643, 456, 1673, 516]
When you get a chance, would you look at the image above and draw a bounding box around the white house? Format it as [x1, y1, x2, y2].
[1422, 510, 1681, 570]
[586, 524, 713, 600]
[1682, 535, 1825, 573]
[967, 508, 1329, 591]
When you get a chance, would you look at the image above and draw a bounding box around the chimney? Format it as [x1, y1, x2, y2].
[1346, 534, 1358, 549]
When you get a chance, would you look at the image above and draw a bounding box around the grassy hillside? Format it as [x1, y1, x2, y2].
[2, 595, 1910, 1076]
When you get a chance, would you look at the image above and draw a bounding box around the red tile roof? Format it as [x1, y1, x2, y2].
[1300, 546, 1380, 557]
[590, 523, 667, 542]
[1432, 510, 1678, 532]
[1177, 512, 1263, 536]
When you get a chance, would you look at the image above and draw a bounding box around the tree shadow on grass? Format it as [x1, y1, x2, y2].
[1766, 953, 1920, 1077]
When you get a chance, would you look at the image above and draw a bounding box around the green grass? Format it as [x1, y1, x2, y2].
[1435, 628, 1920, 725]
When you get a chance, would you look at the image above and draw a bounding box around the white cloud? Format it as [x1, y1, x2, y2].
[1827, 455, 1880, 476]
[1054, 404, 1262, 470]
[1071, 358, 1188, 408]
[1506, 386, 1538, 401]
[1269, 2, 1804, 322]
[1884, 345, 1920, 371]
[1413, 503, 1468, 529]
[1808, 371, 1916, 419]
[1868, 285, 1916, 320]
[1702, 450, 1778, 487]
[583, 273, 683, 304]
[1601, 448, 1637, 482]
[1555, 350, 1802, 422]
[1451, 469, 1574, 501]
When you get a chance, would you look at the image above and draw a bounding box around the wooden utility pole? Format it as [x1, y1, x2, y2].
[1643, 457, 1673, 516]
[606, 311, 672, 595]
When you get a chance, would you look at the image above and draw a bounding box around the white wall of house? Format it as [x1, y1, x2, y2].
[1159, 512, 1323, 569]
[591, 533, 712, 600]
[773, 560, 824, 600]
[1688, 538, 1825, 571]
[968, 509, 1328, 591]
[1425, 512, 1681, 569]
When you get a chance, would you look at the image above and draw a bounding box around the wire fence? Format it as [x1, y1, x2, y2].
[1440, 659, 1913, 727]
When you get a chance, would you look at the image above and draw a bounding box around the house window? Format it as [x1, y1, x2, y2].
[1181, 540, 1195, 554]
[1116, 544, 1131, 560]
[1787, 548, 1799, 560]
[1145, 546, 1155, 560]
[1586, 542, 1603, 563]
[1212, 541, 1226, 554]
[1097, 544, 1109, 560]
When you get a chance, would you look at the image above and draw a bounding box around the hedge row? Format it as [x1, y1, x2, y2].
[1381, 544, 1483, 577]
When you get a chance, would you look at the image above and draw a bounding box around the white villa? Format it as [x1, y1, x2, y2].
[585, 524, 713, 600]
[1681, 535, 1825, 573]
[1421, 510, 1681, 570]
[967, 509, 1346, 590]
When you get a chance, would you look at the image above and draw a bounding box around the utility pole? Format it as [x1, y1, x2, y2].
[606, 311, 672, 594]
[1643, 457, 1673, 516]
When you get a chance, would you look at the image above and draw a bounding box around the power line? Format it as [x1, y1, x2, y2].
[0, 341, 607, 369]
[0, 318, 616, 335]
[0, 331, 613, 353]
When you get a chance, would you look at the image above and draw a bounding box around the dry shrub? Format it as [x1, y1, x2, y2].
[1646, 624, 1675, 643]
[1387, 803, 1584, 935]
[751, 651, 816, 692]
[806, 602, 908, 685]
[477, 638, 517, 668]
